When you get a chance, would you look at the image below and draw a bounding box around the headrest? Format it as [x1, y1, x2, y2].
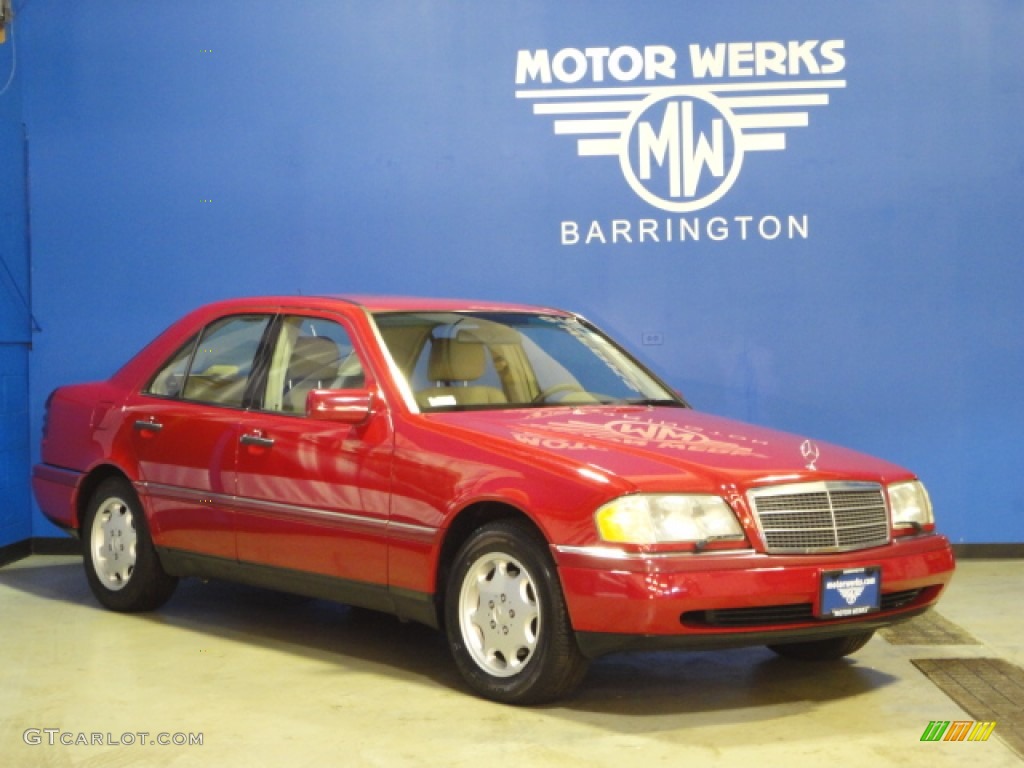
[288, 336, 341, 377]
[427, 338, 486, 382]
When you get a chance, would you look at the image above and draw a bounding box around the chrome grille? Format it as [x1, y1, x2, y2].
[748, 481, 890, 554]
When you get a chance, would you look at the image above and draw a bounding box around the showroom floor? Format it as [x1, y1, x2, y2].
[0, 555, 1021, 768]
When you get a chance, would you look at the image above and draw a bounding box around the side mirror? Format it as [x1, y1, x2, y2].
[306, 389, 376, 425]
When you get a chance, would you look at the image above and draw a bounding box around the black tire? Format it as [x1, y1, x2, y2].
[82, 477, 178, 612]
[767, 630, 875, 661]
[444, 520, 588, 705]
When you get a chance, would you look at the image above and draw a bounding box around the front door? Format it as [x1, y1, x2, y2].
[233, 314, 391, 588]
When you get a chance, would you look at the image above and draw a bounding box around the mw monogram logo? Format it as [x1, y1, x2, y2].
[837, 584, 866, 605]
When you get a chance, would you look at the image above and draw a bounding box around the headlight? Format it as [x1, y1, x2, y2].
[594, 494, 745, 546]
[888, 480, 934, 529]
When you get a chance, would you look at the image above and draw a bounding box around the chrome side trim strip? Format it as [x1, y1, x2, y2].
[388, 520, 437, 536]
[33, 464, 84, 487]
[136, 481, 437, 538]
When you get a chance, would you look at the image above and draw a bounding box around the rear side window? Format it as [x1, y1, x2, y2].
[146, 335, 197, 399]
[145, 315, 270, 407]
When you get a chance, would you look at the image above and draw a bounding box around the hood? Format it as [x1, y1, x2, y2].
[427, 405, 912, 494]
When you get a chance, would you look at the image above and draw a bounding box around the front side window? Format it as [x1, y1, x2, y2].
[146, 315, 270, 407]
[262, 316, 365, 413]
[373, 311, 681, 412]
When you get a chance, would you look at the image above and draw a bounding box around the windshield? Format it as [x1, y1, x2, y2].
[372, 311, 683, 412]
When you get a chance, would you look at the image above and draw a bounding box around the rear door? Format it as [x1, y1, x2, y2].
[127, 313, 272, 559]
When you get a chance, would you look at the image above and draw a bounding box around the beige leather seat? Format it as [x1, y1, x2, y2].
[283, 336, 343, 412]
[416, 338, 507, 408]
[183, 364, 247, 406]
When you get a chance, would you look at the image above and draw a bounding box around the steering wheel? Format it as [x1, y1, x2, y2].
[531, 383, 586, 403]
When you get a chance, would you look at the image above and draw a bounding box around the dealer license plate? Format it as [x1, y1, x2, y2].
[819, 567, 881, 618]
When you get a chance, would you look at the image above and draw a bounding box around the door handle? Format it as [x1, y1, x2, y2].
[240, 432, 275, 449]
[133, 418, 164, 434]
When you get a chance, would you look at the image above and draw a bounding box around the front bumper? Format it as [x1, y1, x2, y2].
[553, 533, 955, 658]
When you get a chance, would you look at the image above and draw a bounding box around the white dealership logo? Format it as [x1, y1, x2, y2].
[838, 584, 866, 605]
[515, 42, 846, 225]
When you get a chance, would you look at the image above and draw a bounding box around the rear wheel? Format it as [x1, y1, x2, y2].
[82, 477, 177, 612]
[444, 520, 588, 705]
[767, 630, 875, 661]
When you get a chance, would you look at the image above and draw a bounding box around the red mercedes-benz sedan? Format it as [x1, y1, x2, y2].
[32, 296, 954, 703]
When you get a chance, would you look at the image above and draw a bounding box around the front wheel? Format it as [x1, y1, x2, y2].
[82, 477, 178, 612]
[767, 630, 875, 661]
[444, 520, 588, 705]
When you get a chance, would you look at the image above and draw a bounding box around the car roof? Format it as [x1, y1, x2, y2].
[336, 294, 569, 314]
[198, 295, 571, 315]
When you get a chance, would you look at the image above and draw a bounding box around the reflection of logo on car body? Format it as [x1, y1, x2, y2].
[515, 41, 846, 245]
[514, 418, 768, 457]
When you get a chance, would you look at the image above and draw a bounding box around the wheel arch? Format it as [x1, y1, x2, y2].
[435, 501, 550, 619]
[75, 464, 137, 533]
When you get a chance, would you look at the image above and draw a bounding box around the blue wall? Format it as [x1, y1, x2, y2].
[0, 9, 30, 549]
[0, 337, 30, 549]
[14, 1, 1024, 545]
